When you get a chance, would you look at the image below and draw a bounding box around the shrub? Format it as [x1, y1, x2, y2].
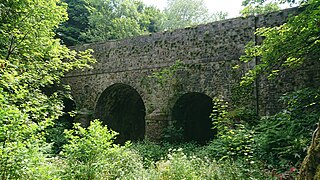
[254, 111, 318, 170]
[156, 148, 200, 179]
[150, 148, 270, 180]
[254, 88, 319, 171]
[208, 97, 255, 161]
[0, 89, 60, 179]
[161, 124, 184, 144]
[61, 120, 144, 179]
[130, 140, 168, 167]
[201, 125, 255, 162]
[45, 118, 73, 154]
[131, 140, 201, 169]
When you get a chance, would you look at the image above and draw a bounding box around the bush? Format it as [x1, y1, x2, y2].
[161, 124, 184, 144]
[208, 97, 256, 161]
[146, 148, 270, 180]
[45, 118, 73, 154]
[130, 140, 168, 167]
[254, 88, 320, 171]
[61, 120, 144, 179]
[0, 90, 60, 179]
[130, 140, 200, 168]
[199, 125, 255, 162]
[254, 111, 318, 170]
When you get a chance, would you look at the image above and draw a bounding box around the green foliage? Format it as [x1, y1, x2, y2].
[211, 97, 231, 133]
[240, 0, 320, 86]
[239, 0, 320, 174]
[254, 88, 320, 170]
[137, 3, 165, 33]
[207, 125, 255, 161]
[44, 98, 76, 154]
[230, 82, 255, 108]
[45, 117, 74, 154]
[130, 140, 168, 167]
[128, 142, 272, 179]
[0, 90, 51, 179]
[163, 0, 227, 30]
[229, 107, 260, 127]
[242, 0, 306, 6]
[161, 124, 184, 143]
[130, 140, 200, 167]
[148, 60, 185, 88]
[240, 2, 280, 16]
[0, 0, 94, 178]
[146, 60, 186, 113]
[207, 89, 319, 174]
[147, 148, 270, 180]
[58, 0, 165, 45]
[280, 88, 320, 112]
[155, 148, 202, 179]
[209, 97, 256, 161]
[209, 89, 319, 173]
[57, 0, 91, 46]
[83, 0, 164, 43]
[61, 120, 144, 179]
[1, 0, 318, 179]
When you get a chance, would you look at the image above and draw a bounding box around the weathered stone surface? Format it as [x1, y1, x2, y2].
[298, 122, 320, 180]
[63, 7, 319, 141]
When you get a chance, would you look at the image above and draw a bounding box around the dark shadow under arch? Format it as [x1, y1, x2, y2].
[172, 92, 216, 144]
[94, 83, 146, 144]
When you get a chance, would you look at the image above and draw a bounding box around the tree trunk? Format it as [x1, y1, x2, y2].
[298, 121, 320, 180]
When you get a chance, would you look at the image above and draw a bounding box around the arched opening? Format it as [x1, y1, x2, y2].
[172, 92, 216, 144]
[94, 83, 146, 144]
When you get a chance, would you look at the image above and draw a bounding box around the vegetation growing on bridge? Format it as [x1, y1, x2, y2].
[0, 0, 319, 179]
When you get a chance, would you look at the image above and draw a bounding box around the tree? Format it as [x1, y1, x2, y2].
[82, 0, 164, 43]
[240, 0, 319, 86]
[137, 2, 165, 33]
[240, 1, 280, 16]
[162, 0, 227, 30]
[242, 0, 306, 5]
[57, 0, 91, 46]
[0, 0, 94, 178]
[240, 0, 320, 178]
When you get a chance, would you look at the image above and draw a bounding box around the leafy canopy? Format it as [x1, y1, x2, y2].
[240, 2, 280, 16]
[242, 0, 306, 6]
[162, 0, 227, 30]
[240, 0, 320, 86]
[240, 0, 308, 16]
[57, 0, 91, 46]
[82, 0, 164, 43]
[0, 0, 94, 178]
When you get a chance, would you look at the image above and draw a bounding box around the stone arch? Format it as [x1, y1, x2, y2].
[172, 92, 216, 144]
[94, 83, 146, 144]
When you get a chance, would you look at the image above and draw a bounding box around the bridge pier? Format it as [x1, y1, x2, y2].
[145, 109, 171, 141]
[74, 108, 92, 127]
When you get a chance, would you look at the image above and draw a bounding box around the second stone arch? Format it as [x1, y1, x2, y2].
[171, 92, 217, 144]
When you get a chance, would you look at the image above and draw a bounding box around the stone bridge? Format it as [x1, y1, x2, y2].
[63, 7, 319, 143]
